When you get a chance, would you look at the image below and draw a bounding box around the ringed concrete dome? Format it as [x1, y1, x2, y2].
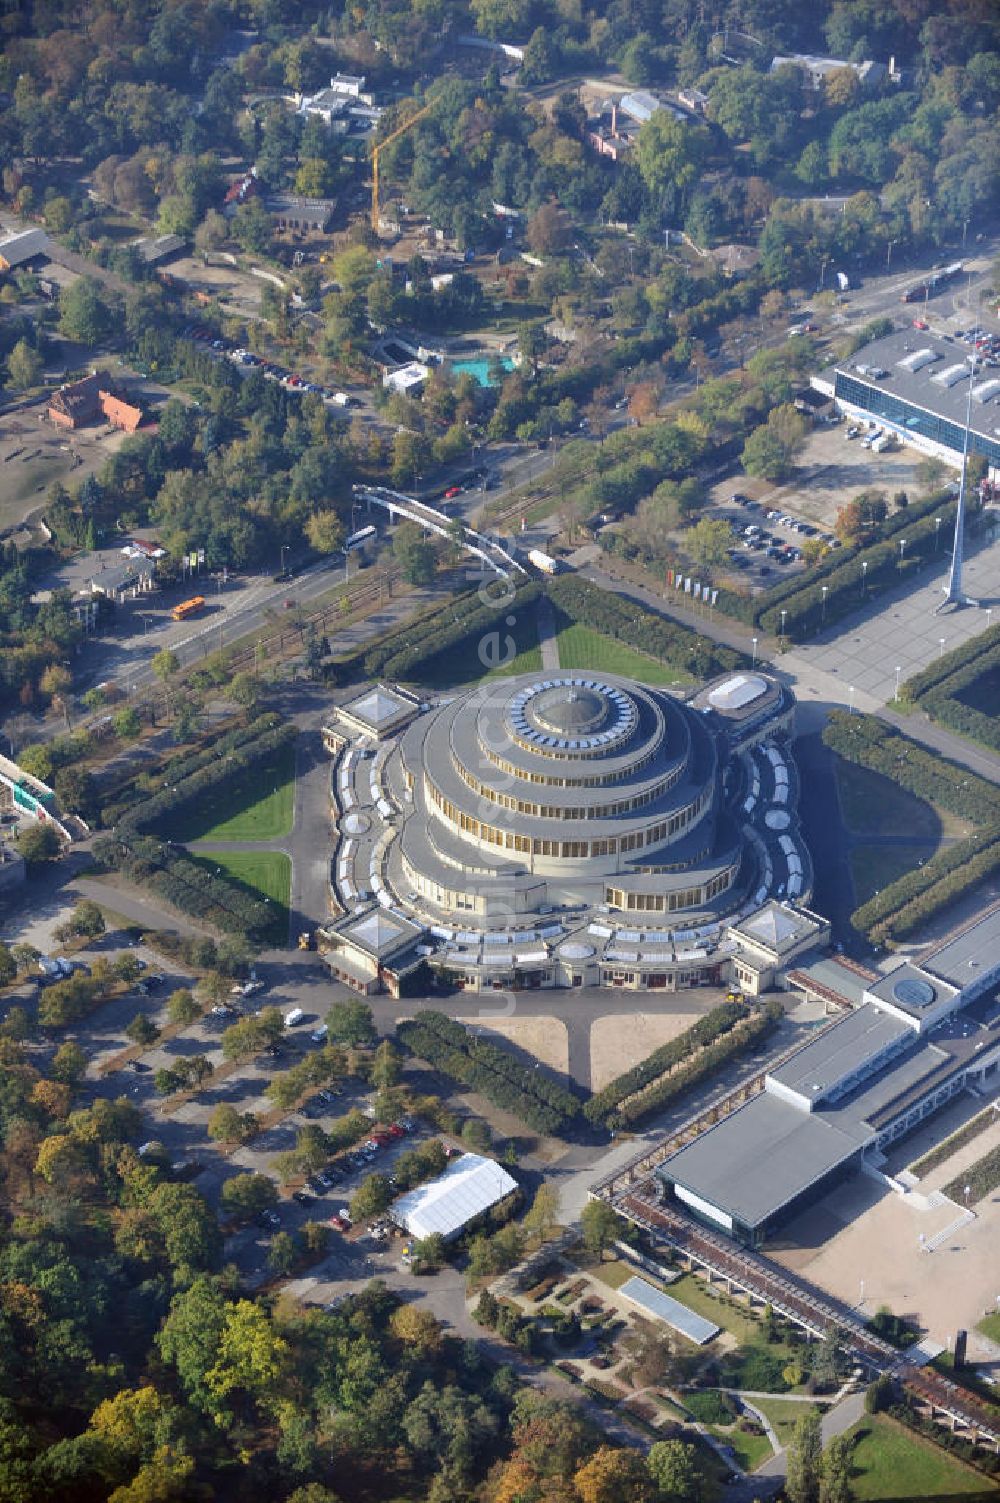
[394, 669, 752, 920]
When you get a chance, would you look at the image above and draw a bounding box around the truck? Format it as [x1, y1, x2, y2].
[836, 271, 850, 292]
[871, 430, 894, 453]
[527, 547, 561, 576]
[171, 595, 205, 622]
[283, 1007, 304, 1028]
[901, 261, 963, 304]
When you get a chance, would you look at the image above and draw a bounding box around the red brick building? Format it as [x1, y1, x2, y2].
[48, 372, 142, 433]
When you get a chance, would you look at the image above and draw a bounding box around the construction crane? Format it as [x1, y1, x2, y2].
[371, 102, 432, 234]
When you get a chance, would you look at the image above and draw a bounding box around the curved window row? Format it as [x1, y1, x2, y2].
[605, 864, 737, 913]
[426, 774, 710, 857]
[451, 753, 685, 821]
[476, 729, 669, 789]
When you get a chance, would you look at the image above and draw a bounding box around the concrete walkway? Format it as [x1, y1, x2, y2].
[755, 1389, 867, 1479]
[537, 595, 561, 670]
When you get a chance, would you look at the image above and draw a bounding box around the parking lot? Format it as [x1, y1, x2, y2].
[706, 420, 932, 593]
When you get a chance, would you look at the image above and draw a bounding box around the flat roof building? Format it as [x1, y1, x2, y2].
[392, 1152, 518, 1241]
[659, 924, 1000, 1244]
[0, 228, 51, 270]
[814, 328, 1000, 476]
[322, 904, 426, 997]
[322, 684, 422, 751]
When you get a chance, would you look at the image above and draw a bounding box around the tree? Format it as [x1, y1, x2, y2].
[220, 1172, 278, 1222]
[59, 277, 115, 344]
[51, 1041, 87, 1085]
[205, 1298, 290, 1414]
[326, 999, 376, 1047]
[390, 1305, 444, 1356]
[125, 1013, 158, 1046]
[154, 1067, 182, 1095]
[580, 1199, 626, 1258]
[6, 338, 42, 391]
[114, 953, 143, 984]
[68, 899, 106, 939]
[152, 649, 180, 683]
[195, 209, 229, 253]
[349, 1173, 392, 1223]
[89, 1385, 165, 1463]
[113, 707, 141, 740]
[785, 1408, 822, 1503]
[167, 989, 201, 1026]
[819, 1434, 853, 1503]
[392, 521, 437, 586]
[527, 202, 571, 257]
[208, 1104, 258, 1144]
[371, 1039, 402, 1090]
[574, 1445, 656, 1503]
[304, 509, 345, 555]
[460, 1117, 492, 1153]
[647, 1438, 702, 1501]
[17, 823, 61, 865]
[687, 517, 732, 568]
[54, 765, 97, 821]
[524, 1183, 560, 1242]
[636, 112, 710, 210]
[0, 943, 16, 987]
[231, 197, 273, 255]
[411, 1232, 446, 1273]
[742, 404, 808, 482]
[267, 1230, 298, 1276]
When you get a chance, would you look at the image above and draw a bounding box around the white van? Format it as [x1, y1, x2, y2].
[284, 1007, 305, 1028]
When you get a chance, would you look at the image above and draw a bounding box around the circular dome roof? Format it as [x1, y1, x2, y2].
[342, 811, 370, 836]
[532, 684, 610, 735]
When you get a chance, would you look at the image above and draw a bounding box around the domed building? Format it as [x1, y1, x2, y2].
[323, 667, 812, 995]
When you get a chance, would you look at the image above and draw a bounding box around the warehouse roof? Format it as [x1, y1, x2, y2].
[826, 329, 996, 437]
[922, 904, 1000, 991]
[661, 1090, 870, 1231]
[392, 1153, 517, 1240]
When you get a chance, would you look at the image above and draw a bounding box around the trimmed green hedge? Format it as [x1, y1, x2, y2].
[823, 711, 1000, 943]
[546, 575, 747, 679]
[584, 1001, 747, 1124]
[902, 628, 1000, 754]
[609, 1003, 782, 1129]
[397, 1010, 580, 1137]
[361, 578, 542, 684]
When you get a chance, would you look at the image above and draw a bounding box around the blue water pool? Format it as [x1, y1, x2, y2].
[451, 356, 516, 386]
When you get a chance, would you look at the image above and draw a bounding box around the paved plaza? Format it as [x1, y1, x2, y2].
[781, 527, 1000, 711]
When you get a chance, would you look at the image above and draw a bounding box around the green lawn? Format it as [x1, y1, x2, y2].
[590, 1259, 643, 1291]
[841, 1415, 996, 1499]
[555, 621, 692, 687]
[667, 1274, 760, 1346]
[752, 1396, 818, 1450]
[194, 850, 291, 947]
[977, 1314, 1000, 1344]
[706, 1421, 774, 1473]
[835, 758, 971, 840]
[850, 841, 939, 905]
[172, 742, 297, 842]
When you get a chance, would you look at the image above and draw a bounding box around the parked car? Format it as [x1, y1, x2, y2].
[291, 1190, 315, 1208]
[257, 1209, 280, 1230]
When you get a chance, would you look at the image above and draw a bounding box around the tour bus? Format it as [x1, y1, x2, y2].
[171, 596, 205, 622]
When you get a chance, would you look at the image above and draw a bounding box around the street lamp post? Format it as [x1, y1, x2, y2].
[987, 607, 994, 630]
[821, 585, 828, 623]
[899, 538, 907, 569]
[751, 636, 758, 668]
[280, 544, 288, 576]
[849, 685, 855, 715]
[780, 608, 787, 643]
[939, 636, 946, 659]
[935, 516, 942, 552]
[886, 239, 896, 271]
[894, 664, 901, 700]
[861, 559, 868, 595]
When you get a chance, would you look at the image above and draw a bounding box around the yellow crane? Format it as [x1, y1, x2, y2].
[371, 102, 432, 234]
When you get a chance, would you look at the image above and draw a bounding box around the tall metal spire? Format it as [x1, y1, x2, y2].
[941, 352, 977, 609]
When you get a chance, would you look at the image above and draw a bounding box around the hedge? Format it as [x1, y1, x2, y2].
[93, 833, 275, 944]
[608, 1002, 782, 1129]
[584, 1001, 747, 1124]
[757, 494, 958, 640]
[822, 712, 1000, 824]
[902, 622, 1000, 704]
[904, 631, 1000, 754]
[546, 574, 747, 679]
[823, 711, 1000, 942]
[101, 712, 284, 827]
[360, 578, 541, 684]
[397, 1010, 580, 1137]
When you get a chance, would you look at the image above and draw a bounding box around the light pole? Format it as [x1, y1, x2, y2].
[280, 544, 288, 576]
[861, 559, 868, 596]
[780, 608, 787, 644]
[751, 636, 758, 668]
[898, 538, 907, 569]
[849, 685, 855, 715]
[987, 607, 993, 629]
[886, 239, 896, 271]
[894, 664, 901, 700]
[821, 585, 828, 623]
[935, 516, 942, 552]
[939, 636, 946, 659]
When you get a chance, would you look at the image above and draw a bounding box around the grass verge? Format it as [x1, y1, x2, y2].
[911, 1107, 999, 1179]
[173, 741, 297, 841]
[835, 758, 971, 840]
[849, 841, 939, 906]
[706, 1421, 774, 1473]
[751, 1396, 818, 1450]
[192, 850, 291, 947]
[839, 1414, 995, 1499]
[555, 618, 692, 686]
